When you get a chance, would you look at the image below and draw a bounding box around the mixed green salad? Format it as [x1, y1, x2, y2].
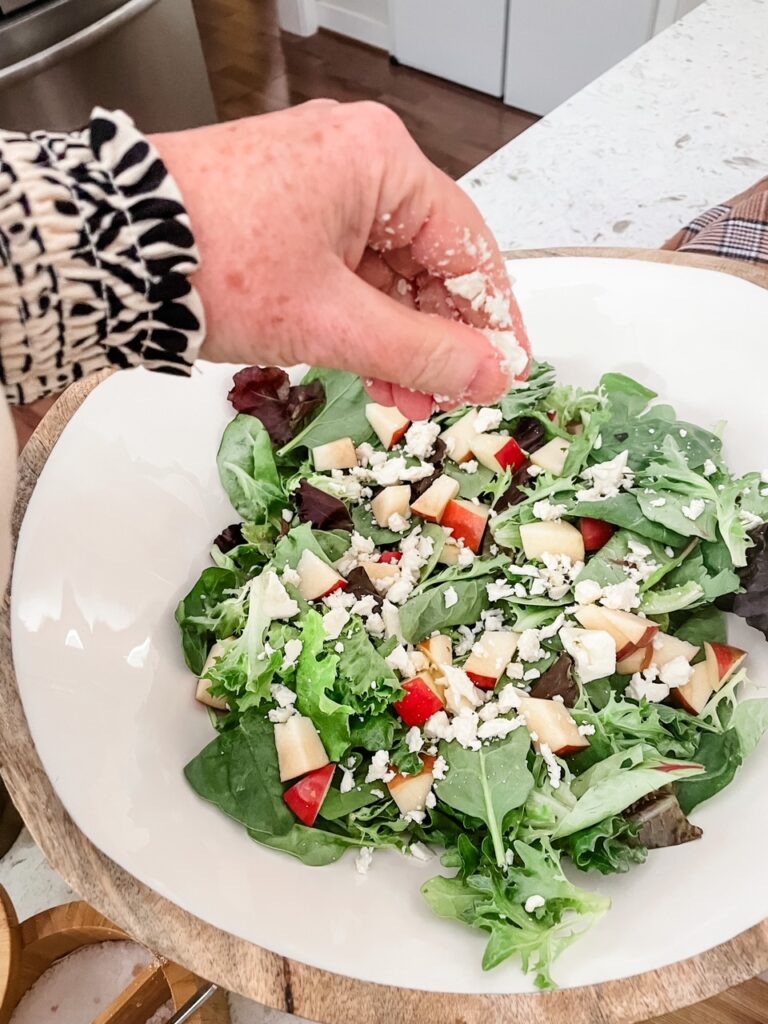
[177, 361, 768, 988]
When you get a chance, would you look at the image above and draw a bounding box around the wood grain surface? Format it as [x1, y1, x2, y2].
[1, 250, 768, 1023]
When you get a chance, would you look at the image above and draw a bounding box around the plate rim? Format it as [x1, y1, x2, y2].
[2, 251, 768, 1022]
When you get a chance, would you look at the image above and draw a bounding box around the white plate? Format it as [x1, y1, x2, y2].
[11, 257, 768, 994]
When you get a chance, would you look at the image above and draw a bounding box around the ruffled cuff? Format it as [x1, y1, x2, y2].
[0, 107, 205, 404]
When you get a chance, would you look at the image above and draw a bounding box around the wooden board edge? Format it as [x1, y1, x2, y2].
[1, 257, 767, 1021]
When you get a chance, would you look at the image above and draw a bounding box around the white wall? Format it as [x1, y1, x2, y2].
[316, 0, 389, 49]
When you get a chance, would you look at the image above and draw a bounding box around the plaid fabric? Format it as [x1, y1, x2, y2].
[663, 176, 768, 264]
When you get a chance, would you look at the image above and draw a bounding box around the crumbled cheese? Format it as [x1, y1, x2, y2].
[505, 662, 525, 680]
[664, 546, 675, 558]
[576, 450, 634, 502]
[497, 684, 525, 713]
[381, 600, 403, 639]
[474, 407, 504, 433]
[505, 848, 515, 866]
[370, 788, 385, 798]
[355, 847, 374, 875]
[532, 499, 567, 522]
[406, 726, 424, 753]
[281, 638, 303, 671]
[524, 895, 546, 913]
[388, 513, 411, 533]
[527, 464, 542, 477]
[523, 668, 540, 681]
[593, 434, 603, 451]
[339, 766, 355, 794]
[385, 644, 418, 678]
[517, 629, 543, 662]
[537, 552, 584, 600]
[481, 608, 506, 631]
[477, 716, 524, 741]
[578, 722, 596, 736]
[659, 655, 693, 687]
[334, 641, 345, 654]
[451, 708, 482, 749]
[271, 683, 297, 708]
[625, 666, 669, 703]
[552, 694, 565, 704]
[366, 750, 395, 784]
[574, 579, 602, 605]
[268, 706, 294, 723]
[487, 578, 516, 602]
[461, 459, 479, 474]
[560, 626, 616, 683]
[432, 755, 449, 780]
[404, 420, 440, 460]
[263, 572, 300, 621]
[281, 508, 293, 523]
[600, 579, 640, 611]
[282, 566, 302, 588]
[441, 665, 484, 714]
[336, 531, 376, 576]
[679, 429, 688, 438]
[444, 586, 459, 608]
[425, 790, 436, 809]
[322, 607, 351, 641]
[649, 497, 666, 508]
[423, 711, 452, 741]
[478, 701, 500, 721]
[404, 809, 426, 824]
[457, 544, 475, 567]
[703, 459, 717, 478]
[409, 841, 431, 861]
[682, 498, 707, 521]
[539, 743, 562, 788]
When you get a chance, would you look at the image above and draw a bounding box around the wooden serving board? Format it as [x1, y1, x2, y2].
[2, 247, 767, 1024]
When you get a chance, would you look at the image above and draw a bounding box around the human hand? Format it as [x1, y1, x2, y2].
[152, 100, 530, 420]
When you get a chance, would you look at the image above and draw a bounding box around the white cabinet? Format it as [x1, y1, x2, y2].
[390, 0, 509, 97]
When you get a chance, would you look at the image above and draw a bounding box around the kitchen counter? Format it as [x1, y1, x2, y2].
[465, 0, 768, 249]
[2, 0, 768, 1019]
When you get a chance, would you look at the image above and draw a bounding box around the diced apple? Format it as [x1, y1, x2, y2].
[652, 633, 700, 669]
[518, 697, 589, 756]
[708, 641, 747, 687]
[579, 517, 615, 552]
[420, 669, 447, 701]
[410, 475, 460, 523]
[464, 630, 519, 689]
[441, 498, 489, 553]
[387, 755, 435, 814]
[616, 645, 653, 675]
[283, 763, 336, 826]
[312, 437, 357, 471]
[438, 539, 461, 565]
[418, 633, 453, 669]
[393, 676, 445, 726]
[363, 561, 400, 584]
[599, 608, 658, 658]
[520, 521, 585, 563]
[529, 437, 571, 476]
[470, 433, 526, 474]
[365, 403, 410, 449]
[574, 605, 627, 647]
[379, 551, 402, 564]
[670, 660, 716, 716]
[371, 484, 411, 529]
[296, 549, 347, 601]
[196, 640, 232, 710]
[440, 410, 479, 463]
[274, 715, 330, 782]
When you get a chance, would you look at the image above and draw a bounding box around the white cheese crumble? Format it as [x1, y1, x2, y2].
[539, 742, 562, 788]
[432, 755, 449, 780]
[282, 566, 302, 588]
[497, 684, 525, 713]
[560, 626, 617, 683]
[477, 716, 524, 740]
[406, 726, 424, 753]
[578, 722, 596, 737]
[527, 464, 543, 477]
[532, 499, 567, 522]
[268, 707, 294, 723]
[649, 497, 666, 508]
[703, 459, 717, 477]
[659, 655, 693, 687]
[355, 847, 374, 875]
[388, 513, 411, 533]
[271, 683, 297, 708]
[441, 665, 484, 714]
[366, 750, 395, 784]
[339, 766, 355, 794]
[625, 665, 670, 703]
[524, 895, 546, 913]
[385, 644, 418, 678]
[487, 579, 516, 602]
[281, 639, 303, 671]
[322, 606, 351, 641]
[574, 579, 602, 605]
[473, 407, 504, 434]
[517, 629, 543, 662]
[409, 842, 431, 862]
[600, 579, 640, 611]
[335, 531, 376, 576]
[461, 459, 479, 474]
[403, 420, 440, 460]
[444, 586, 459, 608]
[263, 572, 300, 620]
[576, 450, 634, 502]
[682, 498, 707, 521]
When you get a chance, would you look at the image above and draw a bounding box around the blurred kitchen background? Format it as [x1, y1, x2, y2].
[0, 0, 703, 180]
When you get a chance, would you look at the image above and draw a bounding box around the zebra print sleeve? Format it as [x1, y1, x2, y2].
[0, 107, 205, 404]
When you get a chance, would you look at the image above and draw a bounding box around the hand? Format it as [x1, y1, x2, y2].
[152, 100, 530, 420]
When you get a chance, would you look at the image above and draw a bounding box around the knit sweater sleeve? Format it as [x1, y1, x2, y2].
[0, 107, 205, 404]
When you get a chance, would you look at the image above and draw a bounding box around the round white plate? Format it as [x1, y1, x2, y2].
[11, 257, 768, 993]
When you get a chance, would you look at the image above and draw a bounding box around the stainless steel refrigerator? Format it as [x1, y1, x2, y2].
[0, 0, 217, 133]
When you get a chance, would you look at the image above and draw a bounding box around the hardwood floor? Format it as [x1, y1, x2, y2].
[191, 0, 538, 179]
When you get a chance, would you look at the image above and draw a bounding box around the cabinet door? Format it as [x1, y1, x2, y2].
[390, 0, 509, 97]
[503, 0, 659, 115]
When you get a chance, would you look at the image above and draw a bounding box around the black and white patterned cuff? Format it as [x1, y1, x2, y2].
[0, 107, 205, 404]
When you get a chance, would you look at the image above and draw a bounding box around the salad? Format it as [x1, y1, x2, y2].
[177, 361, 768, 988]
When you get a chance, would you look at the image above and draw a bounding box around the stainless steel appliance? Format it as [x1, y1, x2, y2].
[0, 0, 217, 133]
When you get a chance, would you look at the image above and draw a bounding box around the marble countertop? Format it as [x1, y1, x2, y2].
[2, 0, 768, 1019]
[464, 0, 768, 249]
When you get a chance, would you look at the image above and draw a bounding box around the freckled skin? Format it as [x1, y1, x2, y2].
[151, 100, 530, 416]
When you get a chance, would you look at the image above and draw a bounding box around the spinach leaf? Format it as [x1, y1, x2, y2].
[399, 578, 490, 644]
[351, 504, 403, 545]
[676, 730, 743, 814]
[272, 522, 348, 570]
[175, 567, 242, 674]
[640, 581, 705, 615]
[416, 522, 447, 582]
[217, 414, 285, 524]
[435, 730, 534, 866]
[251, 824, 360, 865]
[350, 713, 397, 751]
[671, 604, 727, 645]
[319, 783, 388, 821]
[296, 610, 353, 760]
[184, 712, 293, 836]
[444, 462, 497, 499]
[570, 493, 686, 546]
[636, 490, 718, 541]
[278, 368, 373, 455]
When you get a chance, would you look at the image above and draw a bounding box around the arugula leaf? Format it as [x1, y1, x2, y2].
[175, 567, 243, 674]
[557, 815, 646, 875]
[295, 610, 353, 760]
[400, 579, 490, 644]
[217, 414, 286, 525]
[435, 730, 534, 866]
[499, 361, 556, 420]
[278, 368, 373, 455]
[184, 712, 293, 835]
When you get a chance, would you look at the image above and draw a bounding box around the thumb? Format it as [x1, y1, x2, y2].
[318, 271, 512, 407]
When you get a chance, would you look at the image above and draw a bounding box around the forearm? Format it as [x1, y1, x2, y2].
[0, 109, 205, 405]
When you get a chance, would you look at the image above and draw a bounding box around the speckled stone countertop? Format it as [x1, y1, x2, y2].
[464, 0, 768, 249]
[2, 0, 768, 1019]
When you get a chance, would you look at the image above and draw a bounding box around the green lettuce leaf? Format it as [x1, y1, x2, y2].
[217, 414, 286, 525]
[278, 368, 373, 455]
[295, 610, 353, 760]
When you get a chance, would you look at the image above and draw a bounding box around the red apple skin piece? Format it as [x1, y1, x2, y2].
[616, 645, 653, 675]
[324, 579, 348, 597]
[393, 677, 445, 727]
[441, 498, 489, 553]
[379, 551, 403, 564]
[519, 697, 589, 756]
[283, 763, 336, 827]
[670, 660, 716, 716]
[598, 608, 658, 659]
[465, 670, 498, 691]
[495, 437, 527, 472]
[708, 642, 747, 686]
[579, 517, 616, 552]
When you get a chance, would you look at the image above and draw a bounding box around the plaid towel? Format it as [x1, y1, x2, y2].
[663, 176, 768, 264]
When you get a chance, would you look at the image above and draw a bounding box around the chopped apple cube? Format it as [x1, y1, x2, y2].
[519, 697, 589, 756]
[464, 630, 519, 689]
[365, 403, 410, 449]
[363, 561, 400, 584]
[599, 608, 658, 658]
[470, 433, 526, 474]
[440, 410, 479, 463]
[652, 633, 700, 669]
[411, 475, 460, 523]
[312, 437, 358, 471]
[296, 549, 347, 601]
[670, 660, 716, 716]
[707, 641, 747, 687]
[529, 437, 571, 476]
[418, 633, 453, 669]
[441, 498, 489, 552]
[371, 484, 411, 528]
[283, 763, 336, 826]
[616, 645, 653, 675]
[574, 605, 630, 651]
[274, 715, 330, 781]
[393, 676, 445, 726]
[195, 640, 232, 710]
[438, 539, 461, 565]
[520, 521, 585, 563]
[387, 755, 435, 814]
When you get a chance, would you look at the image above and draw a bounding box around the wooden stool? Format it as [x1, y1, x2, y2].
[0, 887, 230, 1023]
